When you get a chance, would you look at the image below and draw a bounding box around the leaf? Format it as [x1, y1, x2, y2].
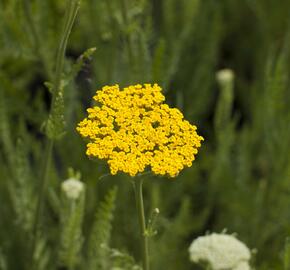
[107, 247, 141, 270]
[63, 47, 97, 87]
[59, 184, 85, 269]
[45, 91, 66, 140]
[33, 234, 50, 270]
[87, 187, 118, 270]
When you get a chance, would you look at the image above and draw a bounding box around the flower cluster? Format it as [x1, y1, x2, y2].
[61, 178, 84, 200]
[189, 233, 251, 270]
[216, 68, 235, 86]
[77, 83, 203, 177]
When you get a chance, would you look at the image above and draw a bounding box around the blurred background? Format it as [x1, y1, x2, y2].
[1, 0, 290, 269]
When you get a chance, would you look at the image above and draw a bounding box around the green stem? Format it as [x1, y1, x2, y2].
[52, 0, 80, 100]
[133, 178, 150, 270]
[31, 139, 53, 269]
[33, 139, 54, 236]
[32, 0, 80, 261]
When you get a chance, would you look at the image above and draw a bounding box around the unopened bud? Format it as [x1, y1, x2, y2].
[154, 208, 160, 214]
[61, 178, 84, 200]
[216, 69, 234, 86]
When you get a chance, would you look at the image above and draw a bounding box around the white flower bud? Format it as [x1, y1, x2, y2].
[216, 69, 235, 85]
[189, 233, 251, 270]
[61, 178, 84, 200]
[154, 208, 160, 214]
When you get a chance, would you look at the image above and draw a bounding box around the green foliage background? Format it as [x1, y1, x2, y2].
[1, 0, 290, 269]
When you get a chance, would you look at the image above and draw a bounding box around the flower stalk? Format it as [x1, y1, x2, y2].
[32, 0, 80, 257]
[133, 178, 150, 270]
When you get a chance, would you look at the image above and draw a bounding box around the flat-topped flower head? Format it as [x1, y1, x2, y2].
[77, 83, 203, 177]
[189, 233, 251, 270]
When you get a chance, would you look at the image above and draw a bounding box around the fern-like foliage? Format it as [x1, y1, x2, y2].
[87, 186, 118, 270]
[32, 234, 50, 270]
[11, 139, 36, 233]
[151, 197, 194, 270]
[0, 74, 14, 168]
[45, 46, 96, 140]
[64, 47, 97, 85]
[106, 247, 141, 270]
[45, 90, 66, 140]
[59, 187, 85, 269]
[0, 77, 36, 234]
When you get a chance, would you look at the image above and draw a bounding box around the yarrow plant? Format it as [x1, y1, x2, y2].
[216, 68, 235, 86]
[189, 233, 251, 270]
[77, 83, 203, 177]
[61, 178, 84, 200]
[77, 83, 203, 270]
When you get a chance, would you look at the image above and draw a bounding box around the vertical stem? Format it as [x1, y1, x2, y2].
[52, 0, 80, 99]
[133, 178, 150, 270]
[31, 0, 81, 262]
[33, 139, 53, 236]
[31, 139, 53, 269]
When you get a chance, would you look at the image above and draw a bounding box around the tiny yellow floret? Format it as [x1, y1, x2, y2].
[77, 83, 204, 177]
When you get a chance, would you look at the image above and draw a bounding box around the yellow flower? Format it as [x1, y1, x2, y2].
[77, 83, 204, 177]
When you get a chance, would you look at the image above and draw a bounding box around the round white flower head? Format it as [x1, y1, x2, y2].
[216, 69, 235, 85]
[216, 68, 235, 83]
[189, 233, 251, 270]
[154, 208, 160, 214]
[61, 178, 84, 200]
